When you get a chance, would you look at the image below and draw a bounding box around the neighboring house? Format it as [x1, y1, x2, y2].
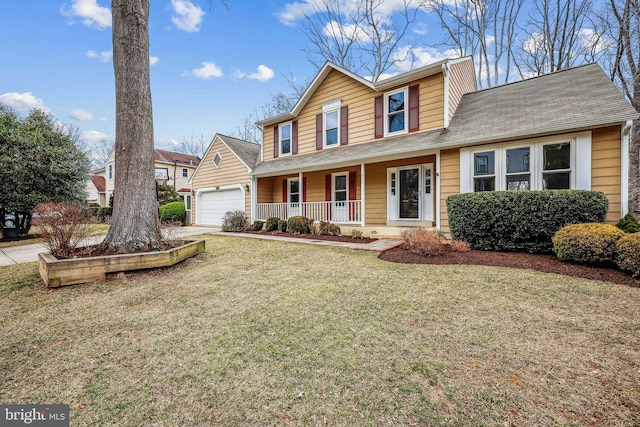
[190, 134, 261, 226]
[90, 149, 201, 221]
[85, 174, 106, 205]
[246, 58, 638, 235]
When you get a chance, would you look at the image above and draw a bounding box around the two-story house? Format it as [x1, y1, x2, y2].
[191, 57, 638, 235]
[88, 148, 201, 221]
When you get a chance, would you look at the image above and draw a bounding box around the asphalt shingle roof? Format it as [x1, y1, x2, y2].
[154, 149, 201, 166]
[218, 134, 261, 169]
[251, 63, 638, 177]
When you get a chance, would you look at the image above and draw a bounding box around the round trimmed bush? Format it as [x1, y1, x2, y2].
[265, 217, 280, 232]
[159, 201, 185, 222]
[287, 216, 309, 234]
[615, 213, 640, 234]
[251, 220, 264, 231]
[616, 232, 640, 277]
[552, 223, 625, 265]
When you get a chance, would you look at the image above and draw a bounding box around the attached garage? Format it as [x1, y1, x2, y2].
[196, 186, 246, 226]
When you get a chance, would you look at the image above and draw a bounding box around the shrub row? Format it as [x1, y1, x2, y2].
[447, 190, 608, 253]
[552, 223, 640, 277]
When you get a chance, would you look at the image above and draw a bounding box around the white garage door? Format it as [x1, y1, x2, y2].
[197, 188, 244, 225]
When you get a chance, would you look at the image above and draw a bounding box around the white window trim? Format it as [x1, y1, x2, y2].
[384, 87, 408, 137]
[213, 152, 223, 169]
[459, 132, 592, 193]
[331, 171, 349, 201]
[279, 121, 293, 157]
[322, 99, 341, 149]
[182, 168, 188, 178]
[287, 177, 300, 203]
[108, 164, 113, 180]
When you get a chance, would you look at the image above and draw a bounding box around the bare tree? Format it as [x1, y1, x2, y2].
[604, 0, 640, 212]
[100, 0, 162, 253]
[426, 0, 524, 88]
[513, 0, 598, 78]
[178, 134, 207, 158]
[91, 139, 115, 169]
[302, 0, 421, 81]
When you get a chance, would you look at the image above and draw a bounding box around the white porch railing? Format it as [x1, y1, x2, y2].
[255, 200, 362, 224]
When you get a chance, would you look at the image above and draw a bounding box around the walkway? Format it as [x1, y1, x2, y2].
[0, 227, 403, 266]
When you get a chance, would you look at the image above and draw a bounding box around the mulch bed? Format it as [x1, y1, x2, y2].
[379, 244, 640, 287]
[244, 230, 376, 243]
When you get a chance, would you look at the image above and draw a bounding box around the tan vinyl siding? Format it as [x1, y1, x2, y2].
[191, 138, 252, 223]
[591, 126, 622, 223]
[439, 148, 460, 235]
[448, 60, 477, 121]
[257, 177, 273, 204]
[263, 69, 446, 161]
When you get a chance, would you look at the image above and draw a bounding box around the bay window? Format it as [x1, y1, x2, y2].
[461, 133, 590, 193]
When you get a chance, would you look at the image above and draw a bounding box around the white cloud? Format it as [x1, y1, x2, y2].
[61, 0, 111, 30]
[233, 65, 275, 82]
[189, 62, 223, 79]
[580, 28, 612, 54]
[171, 0, 205, 32]
[248, 65, 275, 82]
[149, 56, 159, 65]
[277, 0, 419, 26]
[393, 46, 459, 72]
[70, 108, 106, 121]
[86, 50, 112, 62]
[323, 20, 370, 43]
[0, 92, 51, 114]
[413, 22, 428, 36]
[81, 130, 109, 142]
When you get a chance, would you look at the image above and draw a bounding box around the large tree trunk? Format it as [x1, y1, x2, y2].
[101, 0, 162, 253]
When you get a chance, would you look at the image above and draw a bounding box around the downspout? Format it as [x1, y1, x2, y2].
[360, 163, 365, 227]
[622, 120, 633, 217]
[442, 63, 451, 129]
[173, 160, 177, 190]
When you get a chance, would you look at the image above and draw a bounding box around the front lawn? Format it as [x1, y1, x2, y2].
[1, 235, 638, 425]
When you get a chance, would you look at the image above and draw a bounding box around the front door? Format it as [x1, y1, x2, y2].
[388, 163, 434, 223]
[399, 167, 420, 219]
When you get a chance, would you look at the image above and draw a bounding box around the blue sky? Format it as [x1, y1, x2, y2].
[0, 0, 466, 154]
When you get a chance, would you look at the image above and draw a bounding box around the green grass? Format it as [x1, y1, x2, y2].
[1, 234, 639, 426]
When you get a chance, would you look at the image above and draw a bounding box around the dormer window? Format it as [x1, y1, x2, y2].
[280, 122, 292, 156]
[385, 87, 407, 136]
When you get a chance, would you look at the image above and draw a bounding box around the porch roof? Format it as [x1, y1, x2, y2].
[251, 63, 638, 178]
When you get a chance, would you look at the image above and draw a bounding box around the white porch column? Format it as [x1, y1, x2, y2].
[250, 176, 256, 222]
[361, 163, 365, 226]
[435, 152, 441, 230]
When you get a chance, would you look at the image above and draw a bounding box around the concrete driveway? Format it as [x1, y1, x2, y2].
[0, 226, 221, 266]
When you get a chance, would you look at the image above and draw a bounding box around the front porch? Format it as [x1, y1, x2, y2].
[255, 200, 363, 224]
[252, 154, 438, 231]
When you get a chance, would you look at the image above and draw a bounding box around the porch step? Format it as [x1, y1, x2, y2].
[356, 226, 434, 239]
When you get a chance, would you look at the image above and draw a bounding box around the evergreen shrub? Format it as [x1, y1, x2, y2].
[552, 223, 625, 265]
[447, 190, 609, 253]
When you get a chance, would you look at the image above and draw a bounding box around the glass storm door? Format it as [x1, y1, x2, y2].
[333, 174, 348, 222]
[399, 168, 420, 219]
[288, 179, 301, 217]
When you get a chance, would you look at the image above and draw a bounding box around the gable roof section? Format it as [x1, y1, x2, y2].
[443, 63, 638, 145]
[251, 63, 638, 177]
[90, 175, 106, 192]
[218, 134, 261, 169]
[190, 134, 261, 183]
[154, 149, 201, 166]
[257, 57, 473, 127]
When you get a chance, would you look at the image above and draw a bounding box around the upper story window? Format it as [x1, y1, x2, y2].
[323, 100, 341, 148]
[108, 164, 113, 180]
[182, 168, 188, 178]
[385, 87, 407, 136]
[279, 122, 292, 156]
